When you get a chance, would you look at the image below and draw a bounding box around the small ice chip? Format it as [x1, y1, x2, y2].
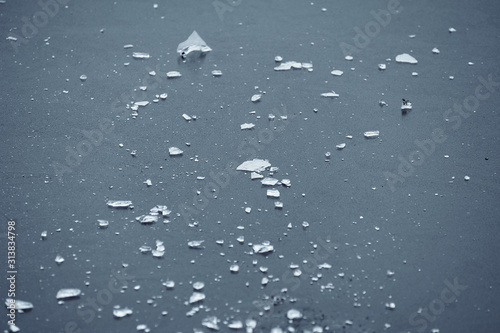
[287, 309, 303, 320]
[4, 299, 33, 311]
[378, 64, 386, 70]
[169, 147, 183, 156]
[275, 55, 283, 62]
[188, 240, 205, 248]
[56, 288, 81, 299]
[177, 30, 212, 57]
[134, 101, 149, 107]
[261, 177, 279, 186]
[79, 75, 87, 81]
[55, 255, 64, 264]
[241, 123, 255, 130]
[345, 55, 353, 61]
[98, 219, 109, 228]
[107, 200, 133, 208]
[245, 207, 252, 214]
[395, 53, 418, 64]
[251, 94, 262, 102]
[159, 93, 168, 99]
[251, 172, 264, 180]
[449, 27, 456, 33]
[267, 189, 280, 198]
[113, 306, 133, 318]
[230, 264, 239, 273]
[189, 292, 206, 304]
[237, 159, 271, 172]
[432, 48, 440, 54]
[253, 243, 274, 254]
[321, 91, 339, 98]
[182, 114, 192, 121]
[364, 131, 380, 138]
[132, 52, 150, 59]
[212, 70, 222, 76]
[331, 70, 343, 76]
[464, 175, 470, 181]
[336, 143, 346, 149]
[123, 44, 133, 49]
[136, 215, 158, 224]
[202, 316, 220, 330]
[166, 71, 181, 78]
[274, 201, 283, 209]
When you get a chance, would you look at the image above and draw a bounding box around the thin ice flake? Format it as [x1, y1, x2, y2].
[177, 31, 212, 57]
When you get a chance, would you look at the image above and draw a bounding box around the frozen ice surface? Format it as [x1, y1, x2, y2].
[5, 299, 33, 311]
[169, 147, 183, 156]
[236, 159, 271, 172]
[253, 242, 274, 254]
[321, 91, 339, 98]
[177, 30, 212, 57]
[267, 188, 280, 198]
[132, 52, 150, 59]
[364, 131, 380, 138]
[240, 123, 255, 130]
[331, 70, 343, 76]
[251, 94, 262, 102]
[395, 53, 418, 64]
[107, 200, 132, 208]
[166, 71, 182, 78]
[56, 288, 81, 299]
[113, 306, 133, 318]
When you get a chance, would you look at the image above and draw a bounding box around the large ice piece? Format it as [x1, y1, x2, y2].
[177, 31, 212, 58]
[395, 53, 418, 64]
[236, 159, 271, 173]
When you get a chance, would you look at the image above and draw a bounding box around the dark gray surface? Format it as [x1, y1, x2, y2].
[1, 0, 500, 332]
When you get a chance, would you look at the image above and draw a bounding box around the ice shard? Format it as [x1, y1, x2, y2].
[177, 31, 212, 58]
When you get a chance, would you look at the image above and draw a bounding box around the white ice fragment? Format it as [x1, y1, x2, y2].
[123, 44, 133, 49]
[144, 179, 152, 186]
[274, 62, 293, 71]
[5, 299, 33, 311]
[261, 177, 279, 186]
[202, 316, 220, 330]
[135, 215, 158, 224]
[321, 91, 339, 98]
[166, 71, 181, 78]
[41, 231, 47, 239]
[432, 47, 440, 54]
[163, 280, 175, 289]
[79, 74, 87, 81]
[336, 143, 346, 149]
[401, 102, 412, 110]
[188, 240, 205, 248]
[6, 36, 18, 41]
[98, 219, 109, 228]
[212, 70, 222, 76]
[345, 55, 353, 61]
[251, 172, 264, 180]
[364, 131, 379, 138]
[134, 101, 149, 107]
[56, 288, 81, 299]
[106, 200, 132, 208]
[385, 302, 396, 310]
[55, 255, 64, 264]
[267, 189, 280, 198]
[193, 281, 205, 290]
[237, 159, 271, 172]
[464, 175, 470, 181]
[378, 64, 386, 70]
[318, 263, 332, 269]
[274, 201, 283, 209]
[230, 264, 239, 273]
[245, 207, 252, 214]
[281, 179, 291, 187]
[113, 306, 133, 318]
[241, 123, 255, 130]
[449, 27, 456, 33]
[189, 292, 206, 304]
[412, 72, 418, 76]
[251, 94, 262, 102]
[177, 30, 212, 57]
[287, 309, 303, 320]
[395, 53, 418, 64]
[228, 320, 244, 329]
[275, 55, 283, 62]
[132, 52, 150, 59]
[160, 93, 168, 100]
[253, 243, 274, 254]
[169, 147, 183, 156]
[182, 114, 192, 121]
[330, 70, 343, 76]
[139, 245, 152, 253]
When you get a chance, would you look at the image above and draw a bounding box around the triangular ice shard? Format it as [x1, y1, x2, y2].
[177, 31, 212, 58]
